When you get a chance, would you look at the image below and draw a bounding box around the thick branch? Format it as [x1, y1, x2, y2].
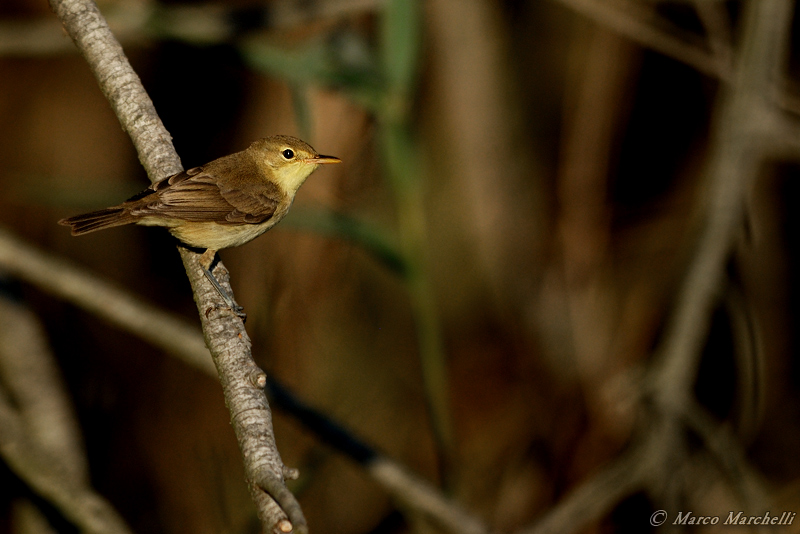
[47, 0, 303, 531]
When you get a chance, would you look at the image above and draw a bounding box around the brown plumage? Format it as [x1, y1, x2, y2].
[60, 135, 340, 314]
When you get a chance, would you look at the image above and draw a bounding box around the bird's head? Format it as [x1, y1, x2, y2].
[250, 135, 341, 193]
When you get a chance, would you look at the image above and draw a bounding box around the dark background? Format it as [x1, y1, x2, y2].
[2, 0, 800, 533]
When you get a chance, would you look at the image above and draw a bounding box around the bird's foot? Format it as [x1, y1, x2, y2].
[201, 264, 247, 321]
[205, 303, 247, 321]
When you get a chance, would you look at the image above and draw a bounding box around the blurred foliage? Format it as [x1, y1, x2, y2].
[242, 31, 384, 113]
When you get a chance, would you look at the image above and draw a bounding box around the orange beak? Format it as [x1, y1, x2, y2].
[306, 154, 341, 164]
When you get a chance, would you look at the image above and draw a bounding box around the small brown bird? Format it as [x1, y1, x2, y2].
[60, 135, 341, 313]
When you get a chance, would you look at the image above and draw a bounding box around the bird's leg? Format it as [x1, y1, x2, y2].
[199, 249, 246, 319]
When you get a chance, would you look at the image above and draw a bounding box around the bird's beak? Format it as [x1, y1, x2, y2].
[306, 155, 341, 164]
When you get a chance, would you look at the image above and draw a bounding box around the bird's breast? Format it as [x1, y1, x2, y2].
[166, 218, 281, 251]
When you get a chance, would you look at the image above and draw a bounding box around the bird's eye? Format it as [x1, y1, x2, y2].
[282, 149, 295, 159]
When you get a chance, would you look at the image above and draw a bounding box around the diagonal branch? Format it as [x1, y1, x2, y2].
[551, 0, 800, 120]
[0, 297, 132, 534]
[649, 0, 793, 406]
[0, 228, 213, 375]
[550, 0, 730, 80]
[0, 387, 133, 534]
[46, 0, 304, 531]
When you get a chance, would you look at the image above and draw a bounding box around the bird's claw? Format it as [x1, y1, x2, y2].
[201, 263, 247, 322]
[231, 305, 247, 321]
[204, 303, 247, 322]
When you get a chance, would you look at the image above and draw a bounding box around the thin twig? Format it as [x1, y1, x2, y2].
[515, 440, 649, 534]
[693, 0, 733, 69]
[265, 378, 491, 534]
[551, 0, 800, 120]
[681, 401, 768, 509]
[650, 0, 793, 407]
[46, 0, 303, 530]
[380, 1, 454, 478]
[550, 0, 730, 80]
[368, 459, 490, 534]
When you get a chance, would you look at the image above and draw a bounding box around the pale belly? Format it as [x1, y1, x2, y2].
[139, 217, 278, 251]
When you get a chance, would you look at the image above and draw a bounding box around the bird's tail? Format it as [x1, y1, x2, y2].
[58, 207, 135, 235]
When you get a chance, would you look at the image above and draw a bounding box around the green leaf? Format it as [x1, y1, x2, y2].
[381, 0, 421, 93]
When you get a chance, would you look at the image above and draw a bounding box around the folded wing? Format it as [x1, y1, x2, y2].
[129, 166, 283, 225]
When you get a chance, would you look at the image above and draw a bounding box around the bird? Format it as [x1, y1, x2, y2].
[59, 135, 341, 315]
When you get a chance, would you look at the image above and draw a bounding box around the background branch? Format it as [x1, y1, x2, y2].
[0, 227, 213, 375]
[0, 296, 132, 534]
[550, 0, 729, 80]
[518, 1, 792, 531]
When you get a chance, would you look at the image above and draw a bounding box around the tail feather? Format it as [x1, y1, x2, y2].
[58, 207, 135, 235]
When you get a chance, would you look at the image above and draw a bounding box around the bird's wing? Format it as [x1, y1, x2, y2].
[127, 166, 283, 225]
